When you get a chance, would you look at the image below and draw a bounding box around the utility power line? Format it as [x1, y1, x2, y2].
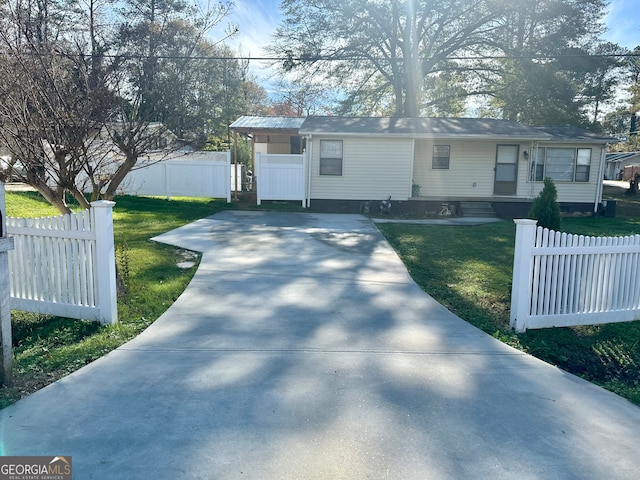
[2, 52, 639, 62]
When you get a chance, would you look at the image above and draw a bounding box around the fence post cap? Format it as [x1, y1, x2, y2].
[513, 219, 538, 226]
[90, 200, 116, 208]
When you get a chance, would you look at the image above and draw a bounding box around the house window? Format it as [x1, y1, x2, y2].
[320, 140, 343, 175]
[575, 148, 591, 182]
[530, 147, 592, 182]
[432, 145, 450, 169]
[546, 148, 576, 181]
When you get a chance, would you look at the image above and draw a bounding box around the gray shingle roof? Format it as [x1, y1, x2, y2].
[230, 115, 616, 144]
[532, 126, 618, 143]
[299, 116, 551, 139]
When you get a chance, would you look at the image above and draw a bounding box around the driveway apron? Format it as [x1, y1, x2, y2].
[1, 211, 639, 479]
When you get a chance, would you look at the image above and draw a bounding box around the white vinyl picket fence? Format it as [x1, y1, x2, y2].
[122, 151, 231, 201]
[510, 219, 640, 332]
[7, 202, 118, 324]
[256, 153, 306, 206]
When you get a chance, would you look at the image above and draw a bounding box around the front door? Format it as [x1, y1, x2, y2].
[494, 145, 519, 195]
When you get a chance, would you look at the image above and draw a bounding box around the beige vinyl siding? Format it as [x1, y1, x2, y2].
[310, 137, 413, 200]
[253, 136, 293, 155]
[255, 143, 268, 155]
[525, 144, 603, 203]
[413, 140, 499, 197]
[413, 140, 603, 204]
[267, 144, 291, 154]
[267, 139, 292, 154]
[254, 142, 290, 155]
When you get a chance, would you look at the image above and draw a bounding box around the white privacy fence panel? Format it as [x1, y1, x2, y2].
[122, 151, 231, 202]
[256, 153, 306, 206]
[510, 219, 640, 332]
[7, 202, 117, 324]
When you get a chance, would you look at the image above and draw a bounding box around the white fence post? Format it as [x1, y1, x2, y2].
[225, 151, 232, 204]
[91, 201, 118, 325]
[256, 153, 262, 206]
[0, 181, 14, 384]
[510, 219, 538, 332]
[164, 161, 171, 201]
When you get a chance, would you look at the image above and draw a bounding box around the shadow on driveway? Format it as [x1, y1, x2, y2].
[1, 211, 639, 479]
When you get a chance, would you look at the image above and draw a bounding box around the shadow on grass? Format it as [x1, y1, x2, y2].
[378, 220, 640, 405]
[1, 194, 227, 408]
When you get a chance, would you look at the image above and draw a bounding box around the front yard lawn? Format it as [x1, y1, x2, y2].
[377, 192, 640, 406]
[2, 186, 639, 407]
[1, 193, 230, 408]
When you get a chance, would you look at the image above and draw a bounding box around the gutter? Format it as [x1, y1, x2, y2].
[298, 131, 551, 142]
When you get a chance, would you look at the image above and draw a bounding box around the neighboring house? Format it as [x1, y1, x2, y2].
[605, 151, 640, 180]
[0, 122, 180, 189]
[230, 116, 616, 217]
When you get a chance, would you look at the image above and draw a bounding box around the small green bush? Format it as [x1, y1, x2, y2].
[529, 177, 562, 230]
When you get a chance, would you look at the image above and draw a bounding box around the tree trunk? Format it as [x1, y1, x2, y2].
[69, 187, 91, 210]
[103, 151, 137, 200]
[34, 183, 72, 215]
[628, 174, 640, 196]
[403, 11, 421, 118]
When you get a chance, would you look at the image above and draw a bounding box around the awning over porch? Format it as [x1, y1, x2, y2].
[229, 116, 306, 136]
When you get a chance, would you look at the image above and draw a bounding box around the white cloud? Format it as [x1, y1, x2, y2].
[227, 0, 282, 56]
[203, 0, 283, 87]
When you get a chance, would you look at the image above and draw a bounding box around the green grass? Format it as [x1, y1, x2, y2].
[1, 193, 229, 408]
[3, 186, 640, 407]
[0, 193, 308, 407]
[377, 187, 640, 405]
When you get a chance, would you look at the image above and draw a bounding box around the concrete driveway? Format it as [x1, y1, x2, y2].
[1, 211, 639, 479]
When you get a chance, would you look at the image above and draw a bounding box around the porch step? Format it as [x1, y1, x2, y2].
[460, 202, 497, 218]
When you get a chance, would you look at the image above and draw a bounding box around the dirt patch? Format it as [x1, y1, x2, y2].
[176, 249, 199, 269]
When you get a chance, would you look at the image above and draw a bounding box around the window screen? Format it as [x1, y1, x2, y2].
[575, 148, 591, 182]
[319, 140, 343, 175]
[545, 148, 575, 181]
[532, 147, 591, 182]
[432, 145, 450, 169]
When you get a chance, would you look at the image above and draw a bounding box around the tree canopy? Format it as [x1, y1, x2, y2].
[603, 46, 640, 151]
[0, 0, 265, 213]
[270, 0, 620, 125]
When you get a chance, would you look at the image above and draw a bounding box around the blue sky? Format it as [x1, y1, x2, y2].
[604, 0, 639, 49]
[222, 0, 282, 58]
[216, 0, 639, 82]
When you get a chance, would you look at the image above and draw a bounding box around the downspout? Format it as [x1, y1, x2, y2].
[250, 134, 255, 193]
[529, 141, 538, 200]
[409, 139, 415, 199]
[306, 135, 313, 208]
[233, 130, 239, 200]
[594, 145, 607, 214]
